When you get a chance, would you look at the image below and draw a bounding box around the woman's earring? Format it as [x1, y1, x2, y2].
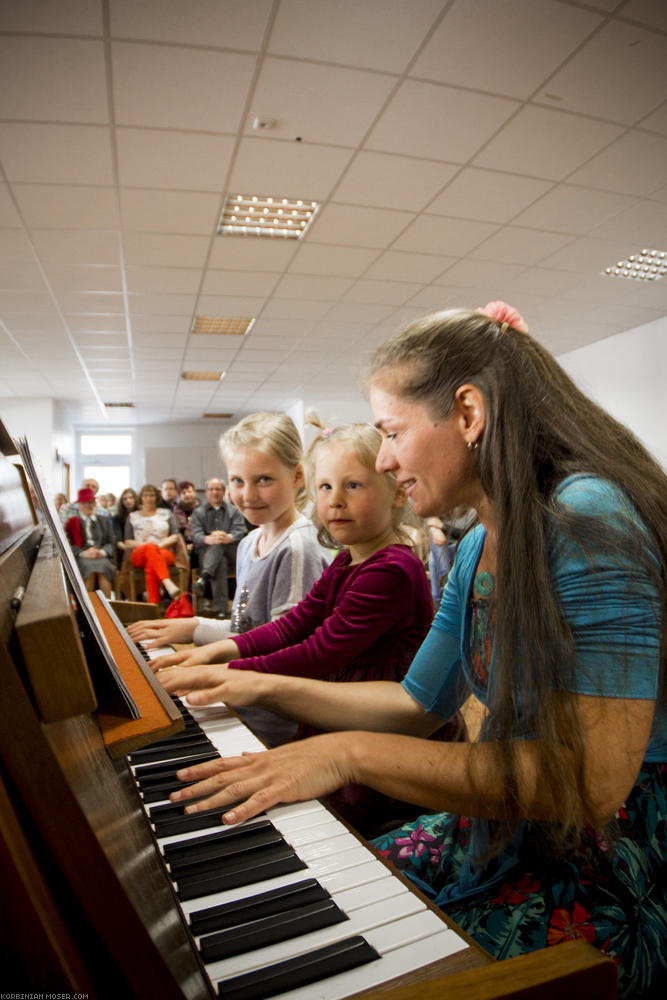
[466, 440, 479, 452]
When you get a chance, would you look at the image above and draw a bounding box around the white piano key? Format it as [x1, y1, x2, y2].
[203, 889, 426, 982]
[179, 858, 388, 919]
[267, 919, 466, 1000]
[122, 682, 469, 999]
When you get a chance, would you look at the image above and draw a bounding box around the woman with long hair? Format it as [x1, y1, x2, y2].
[158, 303, 666, 996]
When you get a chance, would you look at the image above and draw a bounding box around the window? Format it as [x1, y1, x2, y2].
[76, 431, 135, 501]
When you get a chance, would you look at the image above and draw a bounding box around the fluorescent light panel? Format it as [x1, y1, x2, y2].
[192, 316, 256, 336]
[218, 193, 319, 239]
[181, 371, 225, 381]
[204, 412, 234, 419]
[603, 248, 666, 281]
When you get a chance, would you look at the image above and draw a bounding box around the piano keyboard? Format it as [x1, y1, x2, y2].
[129, 643, 467, 1000]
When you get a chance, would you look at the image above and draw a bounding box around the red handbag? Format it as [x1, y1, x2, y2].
[165, 593, 194, 618]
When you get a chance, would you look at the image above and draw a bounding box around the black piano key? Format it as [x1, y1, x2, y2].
[163, 819, 276, 862]
[201, 898, 347, 963]
[167, 826, 284, 877]
[129, 736, 214, 763]
[189, 878, 326, 936]
[176, 843, 306, 901]
[216, 935, 380, 1000]
[151, 804, 230, 838]
[132, 750, 220, 784]
[139, 778, 205, 804]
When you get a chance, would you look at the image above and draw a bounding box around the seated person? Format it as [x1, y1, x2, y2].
[65, 487, 115, 597]
[120, 484, 187, 604]
[191, 477, 247, 617]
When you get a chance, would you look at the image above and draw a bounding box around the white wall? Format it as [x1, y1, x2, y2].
[558, 315, 667, 471]
[0, 398, 58, 490]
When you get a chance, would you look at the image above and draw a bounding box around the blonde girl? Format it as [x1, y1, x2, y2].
[128, 411, 329, 649]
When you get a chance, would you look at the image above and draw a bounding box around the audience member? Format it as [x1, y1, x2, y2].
[64, 487, 115, 596]
[119, 484, 187, 604]
[159, 478, 179, 511]
[173, 480, 200, 553]
[191, 477, 247, 617]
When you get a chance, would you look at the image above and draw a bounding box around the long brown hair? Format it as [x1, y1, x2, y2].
[370, 307, 667, 855]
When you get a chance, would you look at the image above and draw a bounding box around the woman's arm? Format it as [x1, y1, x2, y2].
[171, 692, 654, 827]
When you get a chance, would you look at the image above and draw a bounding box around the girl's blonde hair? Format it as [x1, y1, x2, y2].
[305, 416, 409, 549]
[219, 412, 307, 511]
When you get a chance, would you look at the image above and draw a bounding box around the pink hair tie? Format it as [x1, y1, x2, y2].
[477, 300, 529, 334]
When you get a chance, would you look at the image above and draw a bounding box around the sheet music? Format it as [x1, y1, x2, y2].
[14, 434, 139, 719]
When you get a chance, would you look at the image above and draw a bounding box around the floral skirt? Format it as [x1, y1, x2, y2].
[372, 762, 667, 999]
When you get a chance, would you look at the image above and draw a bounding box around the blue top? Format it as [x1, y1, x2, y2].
[403, 475, 667, 762]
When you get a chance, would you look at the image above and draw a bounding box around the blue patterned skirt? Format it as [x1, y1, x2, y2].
[372, 761, 667, 998]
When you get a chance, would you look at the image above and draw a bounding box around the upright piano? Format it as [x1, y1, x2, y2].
[0, 447, 616, 999]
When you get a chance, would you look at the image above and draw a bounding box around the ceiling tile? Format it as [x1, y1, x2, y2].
[287, 243, 380, 277]
[123, 232, 210, 268]
[261, 298, 333, 321]
[427, 168, 553, 223]
[535, 20, 667, 125]
[247, 58, 396, 147]
[0, 37, 108, 123]
[110, 0, 273, 48]
[393, 215, 498, 255]
[590, 198, 667, 246]
[128, 293, 197, 315]
[473, 106, 624, 180]
[132, 316, 191, 333]
[0, 260, 47, 290]
[208, 234, 298, 272]
[342, 279, 423, 305]
[514, 184, 639, 234]
[641, 101, 667, 136]
[568, 129, 667, 196]
[323, 301, 395, 324]
[116, 128, 236, 190]
[0, 123, 113, 184]
[12, 184, 117, 229]
[411, 0, 601, 98]
[60, 292, 125, 313]
[469, 226, 573, 264]
[229, 137, 353, 201]
[0, 185, 22, 227]
[332, 151, 458, 211]
[201, 269, 279, 297]
[432, 258, 525, 288]
[0, 229, 37, 263]
[366, 80, 520, 162]
[30, 229, 121, 266]
[365, 249, 456, 282]
[309, 204, 414, 248]
[112, 42, 256, 132]
[273, 274, 353, 301]
[119, 189, 221, 234]
[66, 314, 128, 331]
[125, 266, 202, 294]
[269, 0, 444, 73]
[618, 0, 667, 32]
[0, 0, 103, 34]
[539, 235, 642, 273]
[197, 294, 268, 315]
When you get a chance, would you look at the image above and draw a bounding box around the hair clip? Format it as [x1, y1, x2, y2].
[477, 300, 529, 334]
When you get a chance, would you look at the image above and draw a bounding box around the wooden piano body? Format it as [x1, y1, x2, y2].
[0, 457, 617, 998]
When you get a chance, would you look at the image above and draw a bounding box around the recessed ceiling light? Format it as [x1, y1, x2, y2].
[104, 401, 134, 407]
[218, 193, 320, 239]
[203, 412, 234, 419]
[603, 248, 666, 281]
[181, 371, 225, 381]
[192, 316, 256, 336]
